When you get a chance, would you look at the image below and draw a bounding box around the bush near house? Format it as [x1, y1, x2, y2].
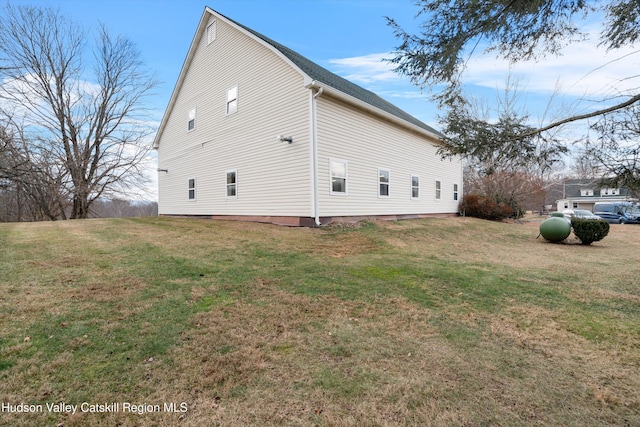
[459, 194, 518, 221]
[571, 218, 610, 245]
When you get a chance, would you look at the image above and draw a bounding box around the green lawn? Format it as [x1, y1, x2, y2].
[0, 217, 638, 426]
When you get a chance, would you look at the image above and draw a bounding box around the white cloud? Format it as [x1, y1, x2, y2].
[380, 90, 429, 99]
[326, 52, 437, 105]
[327, 52, 400, 84]
[325, 35, 640, 140]
[464, 36, 640, 101]
[326, 30, 640, 107]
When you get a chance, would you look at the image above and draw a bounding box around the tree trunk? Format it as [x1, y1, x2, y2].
[71, 193, 89, 219]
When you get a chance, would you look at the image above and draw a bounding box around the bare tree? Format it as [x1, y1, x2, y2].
[570, 149, 607, 180]
[1, 116, 70, 220]
[586, 103, 640, 196]
[438, 76, 567, 217]
[0, 3, 158, 219]
[90, 198, 158, 218]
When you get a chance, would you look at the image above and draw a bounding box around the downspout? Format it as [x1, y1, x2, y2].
[311, 84, 323, 226]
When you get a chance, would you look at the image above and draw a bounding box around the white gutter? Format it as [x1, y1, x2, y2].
[310, 85, 324, 226]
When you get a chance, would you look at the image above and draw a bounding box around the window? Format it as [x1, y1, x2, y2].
[330, 159, 347, 194]
[580, 189, 594, 196]
[226, 85, 238, 115]
[453, 183, 459, 201]
[602, 188, 620, 196]
[411, 175, 420, 199]
[435, 180, 442, 200]
[226, 170, 237, 198]
[378, 168, 390, 197]
[188, 178, 196, 201]
[188, 108, 196, 131]
[206, 20, 216, 44]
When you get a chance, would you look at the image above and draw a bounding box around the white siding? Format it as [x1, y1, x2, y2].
[157, 15, 311, 217]
[316, 95, 462, 217]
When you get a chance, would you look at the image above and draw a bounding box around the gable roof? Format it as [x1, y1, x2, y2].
[561, 178, 634, 198]
[219, 11, 441, 137]
[153, 7, 441, 148]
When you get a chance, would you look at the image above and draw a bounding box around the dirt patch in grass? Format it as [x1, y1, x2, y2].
[307, 231, 380, 258]
[67, 277, 148, 304]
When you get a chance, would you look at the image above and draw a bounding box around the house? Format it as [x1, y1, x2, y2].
[555, 178, 637, 212]
[153, 7, 463, 226]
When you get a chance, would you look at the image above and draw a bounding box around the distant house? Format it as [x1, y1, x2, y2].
[153, 7, 463, 226]
[555, 178, 637, 212]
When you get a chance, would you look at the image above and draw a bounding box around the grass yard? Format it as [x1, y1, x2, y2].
[0, 216, 639, 426]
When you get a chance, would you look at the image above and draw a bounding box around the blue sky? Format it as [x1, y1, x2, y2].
[15, 0, 640, 198]
[24, 0, 442, 125]
[24, 0, 637, 130]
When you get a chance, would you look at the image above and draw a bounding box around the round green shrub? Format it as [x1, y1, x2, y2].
[570, 218, 610, 245]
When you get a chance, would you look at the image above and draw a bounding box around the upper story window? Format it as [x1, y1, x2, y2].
[580, 189, 594, 196]
[206, 21, 216, 45]
[378, 168, 390, 198]
[330, 158, 347, 195]
[226, 85, 238, 115]
[602, 188, 620, 196]
[188, 108, 196, 131]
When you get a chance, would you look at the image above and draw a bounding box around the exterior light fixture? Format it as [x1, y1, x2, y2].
[276, 135, 293, 144]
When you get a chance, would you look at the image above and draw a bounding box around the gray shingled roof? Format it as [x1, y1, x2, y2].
[219, 10, 441, 137]
[562, 178, 634, 198]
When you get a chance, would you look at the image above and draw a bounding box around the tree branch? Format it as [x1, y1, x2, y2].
[526, 93, 640, 136]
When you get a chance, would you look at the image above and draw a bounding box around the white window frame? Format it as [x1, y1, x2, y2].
[378, 168, 390, 198]
[411, 175, 420, 200]
[226, 84, 238, 115]
[206, 20, 216, 45]
[453, 183, 459, 201]
[435, 179, 442, 200]
[580, 189, 594, 196]
[187, 108, 196, 132]
[329, 158, 348, 195]
[188, 177, 196, 201]
[226, 169, 237, 199]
